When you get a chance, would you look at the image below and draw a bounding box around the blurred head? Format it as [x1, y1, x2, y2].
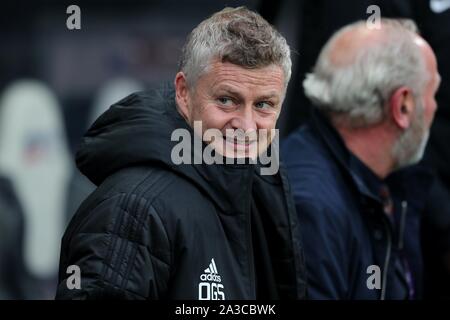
[391, 36, 440, 168]
[303, 19, 440, 170]
[174, 7, 291, 159]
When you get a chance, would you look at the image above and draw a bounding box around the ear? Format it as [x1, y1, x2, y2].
[388, 86, 415, 130]
[174, 72, 191, 122]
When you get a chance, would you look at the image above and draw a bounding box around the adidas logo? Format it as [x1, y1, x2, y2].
[198, 258, 225, 300]
[200, 258, 222, 282]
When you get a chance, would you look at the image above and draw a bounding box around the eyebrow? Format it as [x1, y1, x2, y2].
[216, 86, 281, 101]
[216, 86, 243, 99]
[257, 93, 281, 101]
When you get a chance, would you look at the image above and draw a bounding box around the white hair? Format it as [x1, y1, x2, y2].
[179, 7, 292, 89]
[303, 19, 429, 127]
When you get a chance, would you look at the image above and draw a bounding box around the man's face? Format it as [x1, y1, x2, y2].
[395, 98, 429, 168]
[177, 61, 285, 159]
[394, 43, 441, 168]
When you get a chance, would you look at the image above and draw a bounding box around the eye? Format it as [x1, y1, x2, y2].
[255, 101, 273, 110]
[217, 97, 234, 107]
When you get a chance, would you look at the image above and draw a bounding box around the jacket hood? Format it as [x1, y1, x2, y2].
[76, 84, 256, 213]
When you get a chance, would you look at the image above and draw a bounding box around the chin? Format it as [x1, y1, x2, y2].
[396, 131, 430, 169]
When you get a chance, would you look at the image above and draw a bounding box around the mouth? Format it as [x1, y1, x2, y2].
[224, 137, 257, 148]
[221, 136, 257, 157]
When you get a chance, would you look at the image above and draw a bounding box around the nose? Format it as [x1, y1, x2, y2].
[229, 105, 257, 133]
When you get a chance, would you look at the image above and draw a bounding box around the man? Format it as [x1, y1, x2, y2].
[378, 0, 450, 298]
[263, 0, 450, 299]
[282, 19, 440, 299]
[56, 7, 306, 300]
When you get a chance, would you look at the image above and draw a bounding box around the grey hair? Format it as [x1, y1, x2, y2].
[178, 7, 292, 89]
[303, 19, 429, 127]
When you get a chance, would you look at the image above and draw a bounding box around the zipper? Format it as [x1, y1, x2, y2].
[380, 200, 408, 300]
[246, 211, 256, 298]
[398, 201, 408, 250]
[398, 200, 413, 299]
[244, 167, 256, 298]
[380, 217, 392, 300]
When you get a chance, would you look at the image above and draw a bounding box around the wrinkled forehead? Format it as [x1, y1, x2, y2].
[199, 61, 286, 95]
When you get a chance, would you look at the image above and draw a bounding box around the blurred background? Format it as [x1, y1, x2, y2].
[0, 0, 449, 299]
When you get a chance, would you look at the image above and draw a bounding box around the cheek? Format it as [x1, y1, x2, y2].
[426, 98, 437, 124]
[425, 85, 438, 118]
[420, 107, 434, 132]
[256, 116, 278, 144]
[198, 104, 234, 131]
[255, 114, 278, 130]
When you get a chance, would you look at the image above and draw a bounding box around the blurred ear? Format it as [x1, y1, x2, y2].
[388, 86, 415, 130]
[174, 72, 190, 122]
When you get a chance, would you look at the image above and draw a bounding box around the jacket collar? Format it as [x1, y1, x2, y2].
[310, 110, 385, 203]
[309, 110, 435, 207]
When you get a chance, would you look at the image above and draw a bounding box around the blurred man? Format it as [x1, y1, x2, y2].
[282, 19, 440, 299]
[56, 7, 306, 300]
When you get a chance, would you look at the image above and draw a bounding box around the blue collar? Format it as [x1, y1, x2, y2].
[310, 110, 387, 204]
[310, 110, 435, 207]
